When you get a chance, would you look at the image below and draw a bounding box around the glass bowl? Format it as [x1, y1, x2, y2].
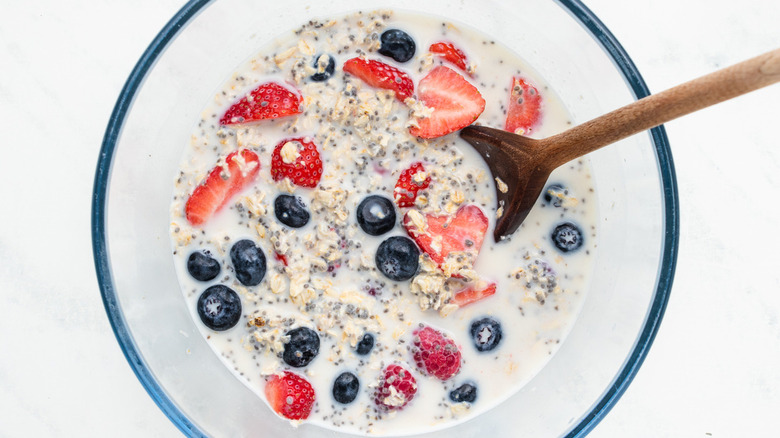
[92, 0, 678, 436]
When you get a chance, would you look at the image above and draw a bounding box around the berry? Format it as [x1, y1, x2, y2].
[356, 333, 375, 355]
[270, 137, 323, 188]
[197, 285, 241, 331]
[343, 57, 414, 101]
[429, 41, 469, 72]
[332, 371, 360, 404]
[451, 282, 497, 307]
[543, 183, 566, 207]
[220, 82, 302, 125]
[185, 149, 260, 226]
[274, 194, 310, 228]
[505, 76, 542, 135]
[186, 250, 220, 282]
[403, 204, 488, 266]
[393, 162, 431, 208]
[552, 222, 583, 253]
[374, 364, 417, 411]
[282, 327, 320, 367]
[264, 371, 316, 420]
[310, 54, 335, 82]
[408, 66, 485, 139]
[411, 325, 462, 380]
[378, 29, 416, 63]
[470, 317, 503, 352]
[449, 383, 477, 403]
[375, 236, 420, 281]
[230, 239, 266, 286]
[356, 195, 396, 236]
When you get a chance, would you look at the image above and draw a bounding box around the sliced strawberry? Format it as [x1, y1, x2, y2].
[403, 204, 488, 266]
[451, 282, 497, 307]
[264, 371, 316, 420]
[342, 57, 414, 101]
[220, 82, 302, 126]
[505, 76, 542, 135]
[270, 137, 323, 188]
[393, 162, 431, 208]
[408, 66, 485, 139]
[429, 42, 469, 73]
[185, 149, 260, 226]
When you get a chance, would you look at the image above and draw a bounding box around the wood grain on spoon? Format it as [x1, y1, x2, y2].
[461, 47, 780, 242]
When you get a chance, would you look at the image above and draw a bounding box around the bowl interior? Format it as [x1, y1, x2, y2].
[95, 0, 677, 436]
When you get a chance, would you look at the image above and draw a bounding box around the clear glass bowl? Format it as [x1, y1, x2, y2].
[92, 0, 678, 436]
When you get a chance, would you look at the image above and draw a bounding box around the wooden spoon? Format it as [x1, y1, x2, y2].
[460, 48, 780, 242]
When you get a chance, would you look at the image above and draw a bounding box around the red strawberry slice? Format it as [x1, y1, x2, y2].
[411, 325, 462, 381]
[393, 162, 431, 208]
[429, 41, 469, 73]
[403, 204, 488, 266]
[270, 137, 323, 188]
[374, 364, 418, 411]
[220, 82, 302, 126]
[264, 371, 316, 420]
[505, 76, 542, 135]
[342, 57, 414, 101]
[451, 282, 497, 307]
[185, 149, 260, 226]
[408, 66, 485, 139]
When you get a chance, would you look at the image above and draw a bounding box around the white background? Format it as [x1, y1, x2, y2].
[1, 0, 779, 436]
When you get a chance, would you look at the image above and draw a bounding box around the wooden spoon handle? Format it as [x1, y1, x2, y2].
[541, 48, 780, 166]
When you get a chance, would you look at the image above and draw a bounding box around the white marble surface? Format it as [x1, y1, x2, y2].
[1, 0, 778, 436]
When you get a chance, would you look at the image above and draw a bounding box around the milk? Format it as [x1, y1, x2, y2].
[169, 9, 597, 436]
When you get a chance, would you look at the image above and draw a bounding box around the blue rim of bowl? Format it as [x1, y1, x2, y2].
[91, 1, 679, 436]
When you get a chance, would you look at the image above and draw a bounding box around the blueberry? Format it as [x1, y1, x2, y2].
[282, 327, 320, 367]
[332, 371, 360, 404]
[355, 333, 375, 355]
[187, 250, 220, 281]
[274, 194, 310, 228]
[470, 317, 503, 352]
[378, 29, 416, 63]
[230, 239, 266, 286]
[357, 195, 396, 236]
[197, 285, 241, 331]
[543, 184, 566, 207]
[551, 222, 583, 253]
[310, 54, 336, 82]
[375, 236, 419, 281]
[449, 383, 477, 403]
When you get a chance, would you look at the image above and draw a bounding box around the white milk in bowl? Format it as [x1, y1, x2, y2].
[169, 9, 597, 436]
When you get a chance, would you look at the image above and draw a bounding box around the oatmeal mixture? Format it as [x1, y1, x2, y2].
[169, 10, 597, 435]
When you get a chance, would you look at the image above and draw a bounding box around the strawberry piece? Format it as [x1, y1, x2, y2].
[342, 57, 414, 101]
[270, 137, 323, 188]
[429, 41, 469, 73]
[411, 325, 462, 380]
[264, 371, 316, 420]
[505, 76, 542, 135]
[451, 282, 497, 307]
[393, 162, 431, 208]
[220, 82, 302, 126]
[274, 252, 289, 267]
[185, 149, 260, 226]
[374, 364, 418, 411]
[408, 66, 485, 139]
[403, 204, 488, 266]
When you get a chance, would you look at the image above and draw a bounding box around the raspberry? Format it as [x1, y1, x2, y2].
[411, 325, 462, 380]
[374, 364, 417, 411]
